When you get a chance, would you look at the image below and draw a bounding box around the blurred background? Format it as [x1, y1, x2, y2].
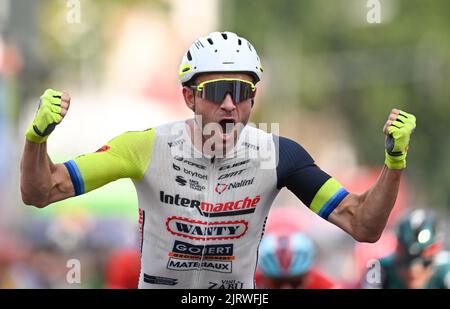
[0, 0, 449, 288]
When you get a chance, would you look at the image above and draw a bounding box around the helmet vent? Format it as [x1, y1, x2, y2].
[187, 50, 192, 61]
[207, 38, 214, 45]
[221, 33, 228, 40]
[238, 39, 242, 45]
[194, 41, 202, 49]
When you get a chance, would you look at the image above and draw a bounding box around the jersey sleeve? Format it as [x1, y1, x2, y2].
[63, 128, 155, 196]
[275, 136, 349, 220]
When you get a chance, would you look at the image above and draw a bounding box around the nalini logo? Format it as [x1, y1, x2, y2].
[166, 216, 248, 240]
[214, 178, 255, 194]
[215, 184, 228, 194]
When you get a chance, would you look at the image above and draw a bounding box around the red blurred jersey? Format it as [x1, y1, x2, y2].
[255, 267, 339, 289]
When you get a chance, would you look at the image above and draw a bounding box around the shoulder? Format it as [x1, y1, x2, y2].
[274, 135, 315, 174]
[107, 128, 155, 152]
[275, 135, 313, 161]
[107, 120, 187, 149]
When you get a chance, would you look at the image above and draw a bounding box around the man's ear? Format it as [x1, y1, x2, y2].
[182, 86, 195, 112]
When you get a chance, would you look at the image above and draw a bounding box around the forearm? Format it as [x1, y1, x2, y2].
[20, 140, 56, 206]
[355, 165, 402, 240]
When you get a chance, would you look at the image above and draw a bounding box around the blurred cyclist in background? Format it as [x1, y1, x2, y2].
[105, 248, 140, 289]
[363, 209, 450, 289]
[255, 230, 339, 289]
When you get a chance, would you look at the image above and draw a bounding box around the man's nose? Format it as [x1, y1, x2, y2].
[220, 93, 236, 112]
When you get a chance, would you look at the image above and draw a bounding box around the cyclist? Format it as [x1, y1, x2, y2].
[21, 31, 416, 288]
[255, 230, 339, 289]
[363, 209, 450, 289]
[105, 248, 141, 289]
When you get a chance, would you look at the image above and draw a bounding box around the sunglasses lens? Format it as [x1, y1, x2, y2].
[199, 80, 255, 104]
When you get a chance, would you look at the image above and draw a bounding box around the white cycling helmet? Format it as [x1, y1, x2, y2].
[179, 31, 263, 86]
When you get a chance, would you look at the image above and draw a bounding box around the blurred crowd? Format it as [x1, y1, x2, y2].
[1, 205, 448, 289]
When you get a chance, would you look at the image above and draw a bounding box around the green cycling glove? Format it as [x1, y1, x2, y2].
[25, 89, 63, 144]
[385, 110, 416, 170]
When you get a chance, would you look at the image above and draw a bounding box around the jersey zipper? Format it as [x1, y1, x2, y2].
[193, 156, 216, 288]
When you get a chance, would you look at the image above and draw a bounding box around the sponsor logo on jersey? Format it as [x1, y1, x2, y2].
[208, 280, 244, 289]
[242, 142, 260, 151]
[175, 175, 187, 186]
[214, 178, 255, 194]
[169, 240, 234, 261]
[143, 274, 178, 286]
[166, 216, 248, 240]
[167, 139, 185, 148]
[172, 164, 208, 180]
[218, 159, 250, 171]
[218, 169, 246, 180]
[174, 156, 206, 170]
[167, 257, 232, 273]
[175, 176, 205, 192]
[160, 191, 261, 217]
[95, 145, 110, 153]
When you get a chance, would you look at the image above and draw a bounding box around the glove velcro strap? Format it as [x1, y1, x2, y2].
[385, 150, 406, 170]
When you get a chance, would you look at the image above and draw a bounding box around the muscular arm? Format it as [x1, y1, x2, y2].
[20, 128, 154, 208]
[279, 109, 414, 243]
[20, 140, 74, 208]
[329, 108, 414, 242]
[20, 89, 154, 209]
[276, 136, 402, 243]
[328, 166, 402, 243]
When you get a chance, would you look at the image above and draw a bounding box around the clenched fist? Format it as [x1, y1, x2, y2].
[25, 89, 71, 143]
[383, 108, 416, 170]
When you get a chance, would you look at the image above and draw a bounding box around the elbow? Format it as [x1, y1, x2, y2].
[21, 191, 49, 209]
[352, 230, 382, 244]
[22, 197, 49, 209]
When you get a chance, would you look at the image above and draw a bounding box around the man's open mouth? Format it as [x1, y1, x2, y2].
[219, 119, 235, 134]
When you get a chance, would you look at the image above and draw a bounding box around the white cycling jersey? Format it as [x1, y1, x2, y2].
[64, 120, 349, 289]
